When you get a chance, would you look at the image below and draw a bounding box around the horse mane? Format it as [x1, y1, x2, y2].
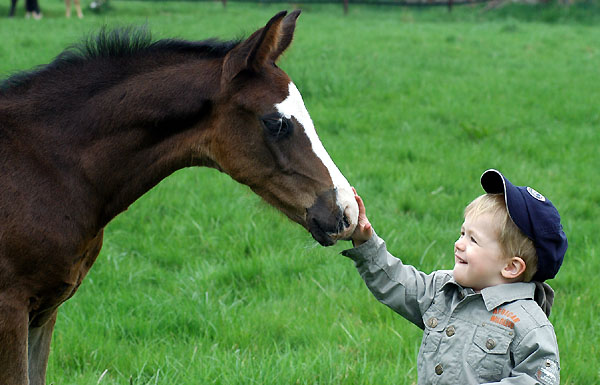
[0, 26, 240, 94]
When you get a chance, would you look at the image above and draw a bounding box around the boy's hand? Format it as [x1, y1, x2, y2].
[351, 187, 373, 246]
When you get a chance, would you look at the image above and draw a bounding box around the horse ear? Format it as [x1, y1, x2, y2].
[270, 10, 301, 62]
[222, 11, 288, 82]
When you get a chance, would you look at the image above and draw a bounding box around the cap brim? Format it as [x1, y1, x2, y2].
[481, 169, 506, 194]
[480, 169, 533, 239]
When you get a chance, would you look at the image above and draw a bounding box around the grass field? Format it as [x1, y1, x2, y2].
[1, 2, 599, 384]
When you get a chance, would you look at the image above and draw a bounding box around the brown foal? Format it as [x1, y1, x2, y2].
[0, 11, 358, 384]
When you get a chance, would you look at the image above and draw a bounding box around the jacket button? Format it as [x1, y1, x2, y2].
[445, 325, 455, 337]
[435, 364, 443, 375]
[486, 338, 496, 350]
[427, 317, 438, 328]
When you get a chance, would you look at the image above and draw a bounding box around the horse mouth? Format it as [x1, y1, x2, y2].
[305, 188, 357, 246]
[307, 211, 354, 246]
[308, 218, 337, 246]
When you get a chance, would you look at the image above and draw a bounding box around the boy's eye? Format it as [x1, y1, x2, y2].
[471, 236, 478, 244]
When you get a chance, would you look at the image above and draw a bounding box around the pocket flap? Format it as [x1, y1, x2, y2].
[473, 325, 512, 354]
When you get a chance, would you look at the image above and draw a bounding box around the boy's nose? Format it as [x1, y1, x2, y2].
[455, 239, 464, 251]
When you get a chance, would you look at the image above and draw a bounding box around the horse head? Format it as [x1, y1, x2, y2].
[210, 11, 358, 246]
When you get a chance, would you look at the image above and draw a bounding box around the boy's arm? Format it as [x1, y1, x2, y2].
[482, 324, 560, 385]
[342, 190, 443, 328]
[342, 232, 444, 329]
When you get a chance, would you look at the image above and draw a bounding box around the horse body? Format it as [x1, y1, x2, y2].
[0, 11, 358, 384]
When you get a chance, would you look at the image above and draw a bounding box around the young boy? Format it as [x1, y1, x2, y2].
[343, 169, 567, 385]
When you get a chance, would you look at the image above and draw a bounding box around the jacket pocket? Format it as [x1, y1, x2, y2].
[467, 324, 513, 382]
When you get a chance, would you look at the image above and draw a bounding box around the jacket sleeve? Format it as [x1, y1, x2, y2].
[341, 232, 447, 329]
[482, 324, 560, 385]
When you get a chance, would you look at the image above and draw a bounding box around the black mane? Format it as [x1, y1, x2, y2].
[1, 26, 240, 93]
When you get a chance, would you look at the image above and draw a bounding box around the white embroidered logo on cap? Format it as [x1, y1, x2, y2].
[527, 187, 546, 202]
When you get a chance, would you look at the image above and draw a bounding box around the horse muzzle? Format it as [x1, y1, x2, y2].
[306, 188, 358, 246]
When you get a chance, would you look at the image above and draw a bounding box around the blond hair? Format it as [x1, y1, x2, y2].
[464, 194, 538, 282]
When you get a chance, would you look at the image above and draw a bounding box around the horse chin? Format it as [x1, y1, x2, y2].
[307, 221, 337, 246]
[311, 230, 359, 246]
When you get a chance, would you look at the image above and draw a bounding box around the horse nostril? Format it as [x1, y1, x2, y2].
[342, 213, 350, 229]
[334, 213, 349, 234]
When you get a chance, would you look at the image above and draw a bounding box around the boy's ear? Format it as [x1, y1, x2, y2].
[501, 257, 527, 280]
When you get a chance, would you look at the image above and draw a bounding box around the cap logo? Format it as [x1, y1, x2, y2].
[527, 187, 546, 202]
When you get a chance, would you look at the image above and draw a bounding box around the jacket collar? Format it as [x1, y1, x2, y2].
[442, 278, 536, 311]
[479, 282, 536, 311]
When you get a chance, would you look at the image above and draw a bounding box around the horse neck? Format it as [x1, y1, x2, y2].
[26, 57, 222, 228]
[85, 129, 208, 228]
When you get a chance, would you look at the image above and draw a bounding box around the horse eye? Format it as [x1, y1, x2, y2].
[262, 115, 293, 140]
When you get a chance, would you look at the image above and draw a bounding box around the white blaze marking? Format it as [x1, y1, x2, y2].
[275, 82, 358, 232]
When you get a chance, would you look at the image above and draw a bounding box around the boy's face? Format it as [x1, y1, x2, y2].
[453, 213, 508, 291]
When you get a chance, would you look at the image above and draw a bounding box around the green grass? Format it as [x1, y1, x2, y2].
[1, 2, 599, 384]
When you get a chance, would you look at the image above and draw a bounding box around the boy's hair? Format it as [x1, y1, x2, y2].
[465, 194, 538, 282]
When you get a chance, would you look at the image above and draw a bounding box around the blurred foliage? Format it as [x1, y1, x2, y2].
[485, 0, 600, 24]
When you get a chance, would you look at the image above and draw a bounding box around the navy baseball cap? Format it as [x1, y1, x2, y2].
[480, 169, 567, 282]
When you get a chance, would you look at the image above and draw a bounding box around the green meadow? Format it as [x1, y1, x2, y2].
[1, 2, 599, 384]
